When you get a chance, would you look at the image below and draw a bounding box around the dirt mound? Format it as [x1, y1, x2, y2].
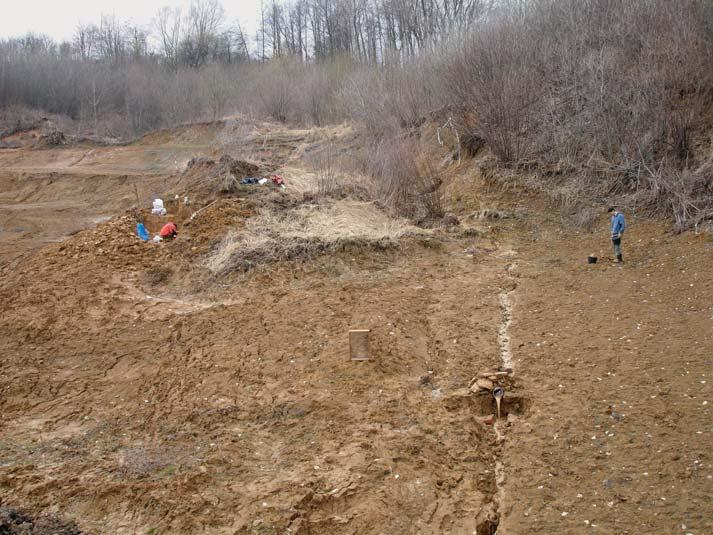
[0, 128, 43, 149]
[54, 214, 166, 270]
[181, 154, 262, 198]
[182, 198, 254, 248]
[0, 219, 507, 534]
[218, 154, 260, 178]
[205, 200, 428, 273]
[0, 117, 65, 149]
[0, 506, 83, 535]
[210, 155, 261, 194]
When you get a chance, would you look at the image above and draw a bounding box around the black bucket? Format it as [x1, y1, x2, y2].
[588, 255, 598, 264]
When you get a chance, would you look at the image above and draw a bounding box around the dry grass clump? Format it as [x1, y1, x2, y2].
[206, 200, 428, 273]
[351, 136, 445, 223]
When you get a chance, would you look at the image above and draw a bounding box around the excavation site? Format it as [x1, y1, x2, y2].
[1, 1, 713, 534]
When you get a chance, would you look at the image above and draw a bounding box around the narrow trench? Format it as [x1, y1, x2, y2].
[489, 261, 518, 535]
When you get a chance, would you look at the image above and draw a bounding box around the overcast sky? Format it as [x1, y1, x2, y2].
[0, 0, 263, 42]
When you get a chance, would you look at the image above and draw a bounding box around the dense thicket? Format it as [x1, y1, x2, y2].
[2, 0, 713, 227]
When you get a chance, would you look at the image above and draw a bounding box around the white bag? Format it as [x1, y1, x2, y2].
[151, 198, 166, 215]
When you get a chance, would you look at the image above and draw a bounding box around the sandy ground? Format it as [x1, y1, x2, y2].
[0, 140, 208, 267]
[499, 220, 713, 535]
[1, 121, 712, 534]
[0, 119, 345, 267]
[0, 219, 514, 534]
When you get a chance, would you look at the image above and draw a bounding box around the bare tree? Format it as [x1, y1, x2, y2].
[96, 14, 125, 63]
[183, 0, 225, 68]
[73, 24, 97, 60]
[126, 24, 149, 61]
[156, 6, 183, 69]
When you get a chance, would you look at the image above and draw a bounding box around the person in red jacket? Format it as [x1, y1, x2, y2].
[159, 221, 178, 240]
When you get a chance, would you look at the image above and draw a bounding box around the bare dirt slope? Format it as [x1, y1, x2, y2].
[1, 119, 512, 534]
[1, 120, 712, 535]
[0, 119, 342, 267]
[0, 123, 213, 265]
[0, 215, 514, 534]
[498, 218, 713, 535]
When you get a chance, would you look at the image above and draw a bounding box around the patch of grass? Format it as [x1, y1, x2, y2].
[205, 200, 429, 273]
[116, 446, 192, 479]
[162, 464, 176, 476]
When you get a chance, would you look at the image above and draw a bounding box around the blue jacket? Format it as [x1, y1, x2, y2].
[611, 212, 626, 236]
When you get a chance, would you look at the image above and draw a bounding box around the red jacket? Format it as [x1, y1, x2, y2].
[160, 222, 177, 238]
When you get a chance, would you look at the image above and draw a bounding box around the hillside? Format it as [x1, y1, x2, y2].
[0, 119, 712, 535]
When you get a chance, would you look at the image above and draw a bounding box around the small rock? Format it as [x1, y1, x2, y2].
[475, 378, 494, 391]
[478, 414, 496, 425]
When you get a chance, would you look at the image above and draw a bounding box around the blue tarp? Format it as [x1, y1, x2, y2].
[136, 223, 150, 241]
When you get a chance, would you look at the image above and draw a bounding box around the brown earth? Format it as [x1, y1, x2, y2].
[499, 219, 713, 535]
[0, 118, 347, 268]
[0, 213, 513, 534]
[0, 120, 712, 535]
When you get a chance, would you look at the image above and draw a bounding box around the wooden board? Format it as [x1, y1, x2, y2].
[349, 329, 370, 361]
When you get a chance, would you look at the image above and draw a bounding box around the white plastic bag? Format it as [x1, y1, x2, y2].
[151, 198, 167, 215]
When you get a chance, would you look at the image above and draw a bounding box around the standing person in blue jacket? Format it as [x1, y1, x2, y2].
[608, 207, 626, 263]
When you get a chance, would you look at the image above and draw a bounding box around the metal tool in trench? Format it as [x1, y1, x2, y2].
[492, 387, 505, 419]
